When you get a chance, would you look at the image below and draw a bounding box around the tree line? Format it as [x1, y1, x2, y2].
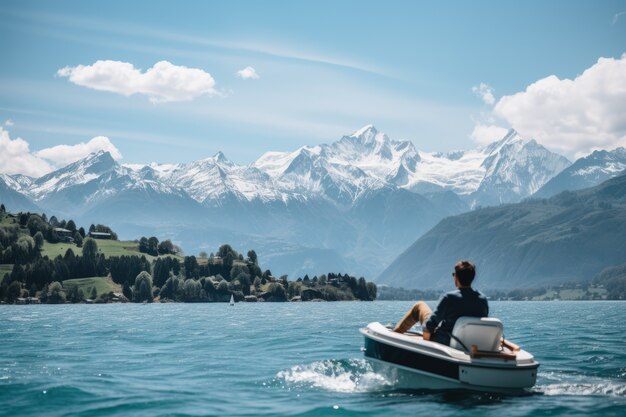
[0, 206, 376, 304]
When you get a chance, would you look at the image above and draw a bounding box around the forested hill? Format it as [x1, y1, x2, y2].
[377, 173, 626, 290]
[0, 204, 377, 304]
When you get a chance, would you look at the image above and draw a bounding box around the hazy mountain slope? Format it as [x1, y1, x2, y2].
[377, 173, 626, 290]
[349, 187, 467, 248]
[592, 261, 626, 299]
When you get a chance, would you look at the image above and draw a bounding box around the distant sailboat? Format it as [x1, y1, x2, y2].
[230, 294, 235, 306]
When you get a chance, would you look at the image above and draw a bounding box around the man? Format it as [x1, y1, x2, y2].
[393, 260, 488, 345]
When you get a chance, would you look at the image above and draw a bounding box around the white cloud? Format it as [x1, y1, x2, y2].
[236, 66, 260, 80]
[35, 136, 123, 168]
[57, 60, 217, 103]
[4, 119, 14, 127]
[492, 54, 626, 157]
[472, 82, 495, 105]
[0, 128, 122, 177]
[612, 11, 625, 25]
[470, 124, 509, 146]
[0, 127, 52, 177]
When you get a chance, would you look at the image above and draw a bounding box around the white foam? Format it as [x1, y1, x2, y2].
[276, 359, 393, 393]
[538, 383, 626, 397]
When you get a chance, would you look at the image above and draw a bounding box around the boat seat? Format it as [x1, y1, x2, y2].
[450, 317, 503, 352]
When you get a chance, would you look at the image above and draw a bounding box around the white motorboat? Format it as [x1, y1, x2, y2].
[360, 317, 539, 393]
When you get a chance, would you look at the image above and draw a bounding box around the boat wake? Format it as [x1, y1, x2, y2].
[535, 372, 626, 397]
[538, 382, 626, 397]
[274, 358, 394, 393]
[274, 364, 626, 399]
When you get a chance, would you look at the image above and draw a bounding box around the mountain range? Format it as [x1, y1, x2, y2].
[377, 171, 626, 290]
[1, 125, 623, 280]
[534, 147, 626, 198]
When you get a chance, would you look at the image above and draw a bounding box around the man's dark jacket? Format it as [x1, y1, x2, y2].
[425, 287, 489, 345]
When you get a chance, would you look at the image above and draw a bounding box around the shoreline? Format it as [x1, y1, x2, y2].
[2, 298, 624, 305]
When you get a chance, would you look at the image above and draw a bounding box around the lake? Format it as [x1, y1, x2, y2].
[1, 301, 625, 416]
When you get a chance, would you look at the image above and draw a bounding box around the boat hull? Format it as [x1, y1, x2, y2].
[361, 322, 539, 393]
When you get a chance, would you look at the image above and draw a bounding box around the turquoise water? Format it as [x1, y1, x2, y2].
[1, 301, 625, 416]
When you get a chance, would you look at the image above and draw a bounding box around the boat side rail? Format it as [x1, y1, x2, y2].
[361, 326, 469, 363]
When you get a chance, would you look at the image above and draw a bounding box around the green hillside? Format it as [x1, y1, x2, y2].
[62, 277, 121, 299]
[41, 239, 183, 262]
[1, 206, 377, 304]
[378, 173, 626, 290]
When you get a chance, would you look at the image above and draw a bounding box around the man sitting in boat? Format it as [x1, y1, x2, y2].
[393, 260, 488, 345]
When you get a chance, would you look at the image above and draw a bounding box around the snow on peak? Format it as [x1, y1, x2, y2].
[502, 128, 520, 142]
[482, 128, 526, 154]
[123, 163, 146, 171]
[571, 146, 626, 176]
[213, 151, 230, 164]
[351, 124, 377, 137]
[25, 150, 123, 200]
[473, 129, 571, 204]
[7, 125, 573, 209]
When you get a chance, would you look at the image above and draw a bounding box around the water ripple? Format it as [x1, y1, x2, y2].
[1, 301, 625, 416]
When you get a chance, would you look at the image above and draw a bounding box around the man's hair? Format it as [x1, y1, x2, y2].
[454, 260, 476, 286]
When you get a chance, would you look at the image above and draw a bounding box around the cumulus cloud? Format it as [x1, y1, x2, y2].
[0, 128, 52, 177]
[35, 136, 123, 168]
[4, 119, 14, 127]
[0, 128, 122, 177]
[472, 82, 495, 105]
[492, 54, 626, 157]
[236, 66, 260, 80]
[470, 124, 509, 146]
[57, 60, 217, 103]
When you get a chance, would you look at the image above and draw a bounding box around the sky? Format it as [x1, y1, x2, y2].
[1, 0, 626, 176]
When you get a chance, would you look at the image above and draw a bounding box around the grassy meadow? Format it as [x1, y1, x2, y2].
[41, 239, 184, 263]
[61, 276, 121, 298]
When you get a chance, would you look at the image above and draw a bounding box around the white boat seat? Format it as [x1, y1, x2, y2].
[450, 317, 503, 352]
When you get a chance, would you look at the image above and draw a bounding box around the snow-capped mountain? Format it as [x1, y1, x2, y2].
[0, 125, 576, 279]
[144, 152, 296, 206]
[251, 125, 417, 206]
[28, 151, 120, 201]
[20, 151, 191, 216]
[254, 126, 569, 207]
[0, 173, 33, 192]
[469, 130, 571, 206]
[0, 175, 39, 212]
[27, 125, 565, 212]
[534, 147, 626, 198]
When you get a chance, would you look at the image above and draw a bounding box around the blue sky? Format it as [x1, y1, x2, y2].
[1, 0, 625, 172]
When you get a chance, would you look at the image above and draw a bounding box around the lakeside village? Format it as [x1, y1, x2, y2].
[0, 206, 377, 304]
[1, 205, 622, 304]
